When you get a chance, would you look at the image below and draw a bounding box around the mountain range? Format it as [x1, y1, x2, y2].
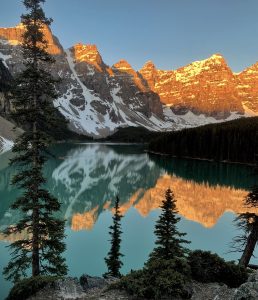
[0, 23, 257, 140]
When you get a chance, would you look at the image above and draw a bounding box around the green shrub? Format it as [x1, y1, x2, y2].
[188, 250, 248, 287]
[116, 258, 191, 299]
[6, 276, 60, 300]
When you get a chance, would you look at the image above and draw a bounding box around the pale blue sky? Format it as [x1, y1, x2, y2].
[1, 0, 258, 72]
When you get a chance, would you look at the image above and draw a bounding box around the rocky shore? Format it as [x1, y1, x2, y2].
[25, 270, 258, 300]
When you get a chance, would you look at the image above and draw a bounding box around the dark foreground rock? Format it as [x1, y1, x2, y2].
[27, 271, 258, 300]
[28, 277, 85, 300]
[80, 274, 108, 291]
[27, 275, 128, 300]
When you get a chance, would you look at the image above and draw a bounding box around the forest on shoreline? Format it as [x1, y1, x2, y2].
[148, 117, 258, 165]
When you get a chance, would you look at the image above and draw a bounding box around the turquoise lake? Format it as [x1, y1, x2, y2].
[0, 143, 257, 299]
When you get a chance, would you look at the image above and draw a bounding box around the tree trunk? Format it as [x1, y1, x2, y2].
[239, 223, 258, 267]
[32, 85, 40, 276]
[32, 204, 40, 276]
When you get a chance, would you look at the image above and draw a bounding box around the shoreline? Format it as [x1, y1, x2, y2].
[146, 150, 257, 167]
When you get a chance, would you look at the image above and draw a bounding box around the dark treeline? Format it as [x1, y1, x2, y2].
[150, 156, 258, 190]
[149, 117, 258, 165]
[104, 126, 161, 143]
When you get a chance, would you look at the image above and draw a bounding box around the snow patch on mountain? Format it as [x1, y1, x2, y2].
[0, 50, 12, 69]
[54, 49, 118, 136]
[53, 49, 176, 137]
[163, 106, 246, 129]
[0, 136, 13, 154]
[0, 23, 257, 138]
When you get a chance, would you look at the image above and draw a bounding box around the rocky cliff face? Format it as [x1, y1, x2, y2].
[140, 54, 256, 118]
[0, 60, 19, 153]
[0, 59, 12, 90]
[236, 62, 258, 112]
[54, 44, 168, 137]
[0, 116, 23, 154]
[0, 23, 257, 137]
[0, 23, 63, 55]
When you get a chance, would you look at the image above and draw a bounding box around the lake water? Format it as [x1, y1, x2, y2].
[0, 143, 257, 299]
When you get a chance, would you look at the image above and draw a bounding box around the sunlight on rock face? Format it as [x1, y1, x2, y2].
[0, 23, 62, 55]
[113, 59, 148, 92]
[72, 43, 104, 72]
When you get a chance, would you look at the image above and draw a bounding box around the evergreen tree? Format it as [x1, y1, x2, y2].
[150, 188, 189, 260]
[104, 196, 123, 278]
[3, 0, 67, 282]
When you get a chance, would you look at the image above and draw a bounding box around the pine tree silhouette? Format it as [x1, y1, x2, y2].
[150, 188, 189, 260]
[104, 196, 123, 278]
[3, 0, 67, 282]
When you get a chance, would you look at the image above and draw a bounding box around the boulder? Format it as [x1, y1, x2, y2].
[233, 270, 258, 300]
[79, 274, 107, 291]
[28, 277, 85, 300]
[234, 282, 258, 300]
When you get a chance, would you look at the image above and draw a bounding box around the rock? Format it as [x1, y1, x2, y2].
[1, 23, 255, 138]
[79, 274, 107, 291]
[28, 277, 85, 300]
[234, 282, 258, 299]
[24, 273, 258, 300]
[247, 270, 258, 282]
[0, 23, 63, 55]
[236, 63, 258, 113]
[140, 54, 245, 117]
[191, 281, 236, 300]
[182, 282, 194, 299]
[73, 44, 105, 72]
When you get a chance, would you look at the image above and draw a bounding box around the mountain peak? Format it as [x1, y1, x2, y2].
[0, 23, 62, 54]
[113, 59, 133, 71]
[14, 22, 26, 29]
[174, 53, 229, 78]
[206, 53, 226, 64]
[112, 59, 137, 77]
[72, 43, 104, 71]
[74, 43, 99, 52]
[141, 60, 156, 71]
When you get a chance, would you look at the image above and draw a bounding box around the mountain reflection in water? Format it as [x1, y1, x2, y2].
[1, 143, 258, 300]
[0, 143, 257, 238]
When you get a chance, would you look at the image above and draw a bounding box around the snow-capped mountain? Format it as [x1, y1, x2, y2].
[0, 23, 257, 137]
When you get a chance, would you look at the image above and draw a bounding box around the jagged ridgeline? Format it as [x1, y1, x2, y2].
[149, 117, 258, 164]
[1, 24, 258, 138]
